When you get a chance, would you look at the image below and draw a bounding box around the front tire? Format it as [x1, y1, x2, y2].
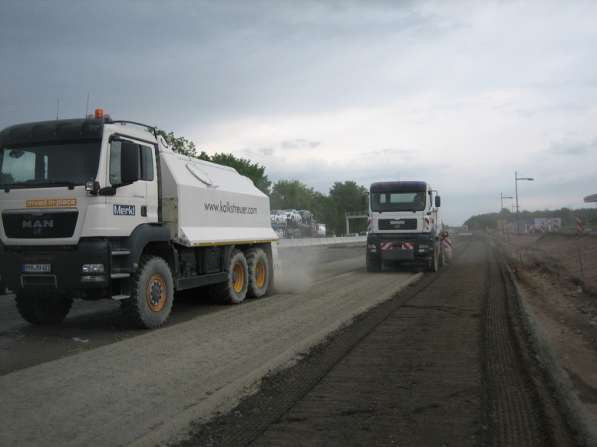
[121, 255, 174, 329]
[427, 247, 439, 272]
[15, 290, 73, 325]
[209, 249, 249, 304]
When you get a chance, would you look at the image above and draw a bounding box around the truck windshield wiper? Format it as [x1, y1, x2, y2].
[30, 180, 78, 189]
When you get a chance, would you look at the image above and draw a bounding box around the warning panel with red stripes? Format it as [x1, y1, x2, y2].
[380, 241, 415, 251]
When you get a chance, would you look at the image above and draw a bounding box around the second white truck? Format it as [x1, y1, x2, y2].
[366, 181, 443, 272]
[0, 110, 279, 328]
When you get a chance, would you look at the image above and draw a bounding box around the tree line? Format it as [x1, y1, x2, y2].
[158, 129, 369, 235]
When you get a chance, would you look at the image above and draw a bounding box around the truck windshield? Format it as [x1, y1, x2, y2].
[0, 141, 101, 189]
[370, 191, 427, 212]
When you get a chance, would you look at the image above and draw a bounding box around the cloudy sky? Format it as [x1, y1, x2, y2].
[1, 0, 596, 224]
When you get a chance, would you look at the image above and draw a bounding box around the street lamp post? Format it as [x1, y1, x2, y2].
[500, 192, 513, 212]
[514, 171, 534, 233]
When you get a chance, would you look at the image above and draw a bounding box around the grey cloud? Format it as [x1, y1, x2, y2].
[280, 139, 321, 150]
[0, 0, 453, 130]
[362, 148, 416, 159]
[2, 0, 597, 224]
[241, 147, 275, 157]
[259, 147, 276, 156]
[548, 139, 597, 156]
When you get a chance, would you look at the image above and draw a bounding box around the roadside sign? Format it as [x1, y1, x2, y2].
[576, 217, 584, 234]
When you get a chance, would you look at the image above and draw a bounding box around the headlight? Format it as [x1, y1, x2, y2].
[82, 264, 105, 273]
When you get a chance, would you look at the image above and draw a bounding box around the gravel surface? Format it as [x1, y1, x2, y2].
[177, 237, 576, 447]
[0, 244, 419, 447]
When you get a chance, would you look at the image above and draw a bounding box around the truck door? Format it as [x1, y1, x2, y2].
[105, 137, 157, 236]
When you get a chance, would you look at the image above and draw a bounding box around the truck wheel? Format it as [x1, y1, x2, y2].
[366, 255, 382, 272]
[15, 291, 73, 325]
[428, 249, 439, 272]
[210, 249, 249, 304]
[247, 248, 271, 298]
[121, 255, 174, 329]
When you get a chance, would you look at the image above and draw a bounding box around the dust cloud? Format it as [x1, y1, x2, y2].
[274, 247, 320, 293]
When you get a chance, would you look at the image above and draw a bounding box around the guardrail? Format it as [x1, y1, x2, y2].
[278, 236, 366, 248]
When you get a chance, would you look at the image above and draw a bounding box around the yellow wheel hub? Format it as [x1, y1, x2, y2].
[146, 274, 167, 312]
[232, 262, 245, 293]
[255, 261, 266, 289]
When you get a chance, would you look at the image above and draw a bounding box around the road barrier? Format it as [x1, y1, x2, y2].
[278, 236, 366, 248]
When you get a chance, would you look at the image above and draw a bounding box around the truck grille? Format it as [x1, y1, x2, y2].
[378, 218, 417, 230]
[2, 211, 78, 238]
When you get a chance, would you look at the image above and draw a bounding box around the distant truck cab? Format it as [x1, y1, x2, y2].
[0, 110, 278, 328]
[366, 181, 443, 272]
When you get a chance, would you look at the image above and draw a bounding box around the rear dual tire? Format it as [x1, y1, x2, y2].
[210, 249, 249, 304]
[210, 248, 272, 304]
[247, 248, 271, 298]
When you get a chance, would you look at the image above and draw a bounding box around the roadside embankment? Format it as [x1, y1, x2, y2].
[501, 232, 597, 293]
[496, 233, 597, 446]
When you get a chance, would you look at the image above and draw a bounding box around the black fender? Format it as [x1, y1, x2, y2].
[122, 224, 171, 270]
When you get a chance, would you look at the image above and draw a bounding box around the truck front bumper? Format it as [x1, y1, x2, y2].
[366, 233, 436, 262]
[0, 239, 110, 293]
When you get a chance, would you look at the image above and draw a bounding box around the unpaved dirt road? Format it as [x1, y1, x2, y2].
[175, 237, 577, 447]
[0, 244, 420, 447]
[0, 239, 578, 447]
[0, 244, 368, 375]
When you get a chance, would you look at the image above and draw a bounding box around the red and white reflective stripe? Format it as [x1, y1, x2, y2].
[402, 242, 414, 250]
[441, 237, 452, 248]
[380, 241, 393, 251]
[576, 217, 584, 234]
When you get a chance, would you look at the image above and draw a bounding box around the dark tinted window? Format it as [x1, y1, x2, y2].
[109, 140, 123, 185]
[0, 142, 101, 188]
[140, 145, 154, 181]
[370, 191, 426, 212]
[109, 141, 154, 185]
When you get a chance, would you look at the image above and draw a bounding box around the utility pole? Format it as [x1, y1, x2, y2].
[514, 171, 534, 234]
[500, 192, 512, 212]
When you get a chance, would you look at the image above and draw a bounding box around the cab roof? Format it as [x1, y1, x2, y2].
[370, 181, 428, 193]
[0, 119, 104, 146]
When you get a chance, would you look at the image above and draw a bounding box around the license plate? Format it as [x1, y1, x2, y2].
[22, 264, 51, 273]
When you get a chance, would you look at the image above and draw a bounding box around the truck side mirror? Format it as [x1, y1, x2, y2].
[435, 195, 441, 208]
[121, 142, 140, 185]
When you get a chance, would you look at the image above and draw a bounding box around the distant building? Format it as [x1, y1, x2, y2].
[533, 217, 562, 232]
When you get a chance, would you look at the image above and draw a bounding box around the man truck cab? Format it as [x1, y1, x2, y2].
[0, 110, 278, 329]
[366, 181, 443, 272]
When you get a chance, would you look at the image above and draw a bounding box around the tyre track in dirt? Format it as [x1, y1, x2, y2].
[0, 245, 420, 447]
[177, 237, 577, 447]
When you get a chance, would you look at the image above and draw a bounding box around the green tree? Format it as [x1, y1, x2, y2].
[310, 191, 336, 231]
[270, 180, 316, 210]
[155, 129, 199, 158]
[210, 153, 271, 195]
[329, 181, 369, 235]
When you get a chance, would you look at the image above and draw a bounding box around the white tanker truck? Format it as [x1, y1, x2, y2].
[0, 110, 278, 328]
